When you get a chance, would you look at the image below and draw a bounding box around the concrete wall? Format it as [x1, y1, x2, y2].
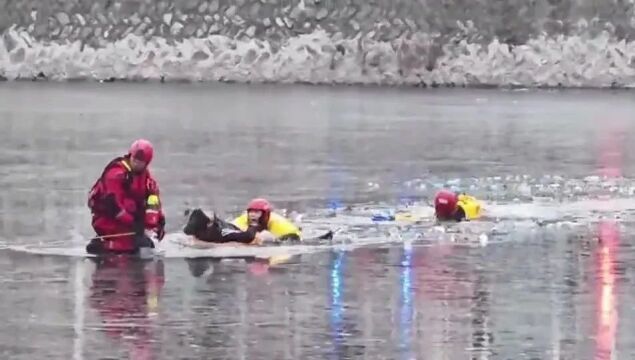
[2, 0, 635, 86]
[2, 0, 634, 46]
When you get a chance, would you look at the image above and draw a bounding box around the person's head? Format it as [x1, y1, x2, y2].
[128, 139, 154, 173]
[246, 198, 272, 227]
[183, 208, 220, 242]
[434, 189, 459, 220]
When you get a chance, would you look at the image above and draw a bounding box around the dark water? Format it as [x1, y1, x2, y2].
[0, 83, 634, 359]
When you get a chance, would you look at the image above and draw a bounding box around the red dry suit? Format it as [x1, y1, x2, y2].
[87, 155, 164, 252]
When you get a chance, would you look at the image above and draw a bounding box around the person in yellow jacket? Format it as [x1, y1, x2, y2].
[232, 198, 302, 242]
[433, 189, 483, 222]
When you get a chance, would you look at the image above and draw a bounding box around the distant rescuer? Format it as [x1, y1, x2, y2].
[86, 139, 166, 255]
[434, 189, 482, 222]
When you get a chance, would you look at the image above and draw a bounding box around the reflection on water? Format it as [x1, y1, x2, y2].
[0, 229, 631, 359]
[324, 245, 499, 360]
[593, 117, 622, 360]
[88, 258, 164, 360]
[469, 265, 493, 359]
[595, 220, 619, 360]
[398, 243, 414, 360]
[329, 251, 345, 359]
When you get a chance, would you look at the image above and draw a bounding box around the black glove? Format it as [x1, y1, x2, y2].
[155, 214, 166, 241]
[102, 193, 121, 218]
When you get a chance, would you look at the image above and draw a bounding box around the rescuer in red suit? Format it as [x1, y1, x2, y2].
[86, 139, 166, 255]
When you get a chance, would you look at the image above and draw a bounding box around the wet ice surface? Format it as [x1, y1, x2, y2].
[0, 232, 632, 359]
[0, 83, 634, 358]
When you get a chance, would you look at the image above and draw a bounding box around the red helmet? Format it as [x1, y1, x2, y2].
[247, 198, 272, 213]
[247, 198, 272, 225]
[129, 139, 154, 164]
[434, 189, 459, 219]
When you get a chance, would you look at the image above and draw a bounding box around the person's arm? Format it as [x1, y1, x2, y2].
[221, 227, 260, 244]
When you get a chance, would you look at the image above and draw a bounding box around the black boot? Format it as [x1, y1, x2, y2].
[134, 234, 155, 249]
[134, 234, 156, 258]
[86, 237, 106, 255]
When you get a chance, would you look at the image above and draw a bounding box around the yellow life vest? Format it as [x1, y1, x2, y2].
[232, 212, 302, 239]
[457, 194, 482, 221]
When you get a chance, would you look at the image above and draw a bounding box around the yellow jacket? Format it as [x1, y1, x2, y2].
[457, 194, 482, 221]
[232, 212, 302, 239]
